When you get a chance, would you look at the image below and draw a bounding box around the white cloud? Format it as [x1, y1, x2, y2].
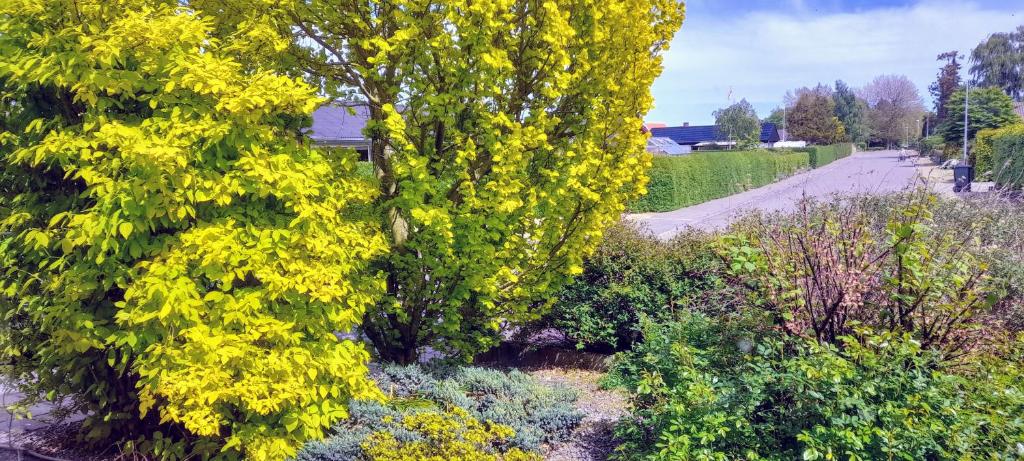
[647, 1, 1024, 125]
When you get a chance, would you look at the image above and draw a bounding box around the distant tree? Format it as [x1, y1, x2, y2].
[788, 91, 845, 145]
[939, 86, 1020, 144]
[970, 26, 1024, 101]
[714, 99, 761, 148]
[766, 107, 786, 126]
[929, 51, 962, 123]
[860, 75, 926, 147]
[784, 84, 832, 108]
[833, 80, 870, 143]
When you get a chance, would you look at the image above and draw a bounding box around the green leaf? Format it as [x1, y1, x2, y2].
[118, 222, 133, 239]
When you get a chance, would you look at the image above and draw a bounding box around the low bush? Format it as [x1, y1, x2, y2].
[297, 365, 582, 460]
[301, 406, 540, 461]
[630, 150, 810, 212]
[543, 222, 740, 351]
[611, 313, 1024, 461]
[723, 194, 997, 359]
[990, 124, 1024, 190]
[920, 134, 945, 160]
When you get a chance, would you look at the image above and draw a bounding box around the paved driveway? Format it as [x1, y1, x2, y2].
[629, 150, 928, 238]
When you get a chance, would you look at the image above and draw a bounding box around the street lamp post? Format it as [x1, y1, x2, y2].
[953, 79, 975, 193]
[963, 79, 970, 163]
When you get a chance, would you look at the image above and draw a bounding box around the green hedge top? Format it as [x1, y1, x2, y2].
[798, 142, 854, 168]
[631, 143, 853, 213]
[631, 149, 810, 213]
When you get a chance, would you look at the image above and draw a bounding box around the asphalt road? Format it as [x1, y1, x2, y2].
[628, 150, 926, 238]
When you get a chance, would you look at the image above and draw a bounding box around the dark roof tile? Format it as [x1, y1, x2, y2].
[309, 104, 371, 142]
[650, 122, 780, 145]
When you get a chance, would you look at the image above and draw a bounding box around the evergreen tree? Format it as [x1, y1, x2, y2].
[930, 51, 963, 123]
[939, 86, 1020, 144]
[833, 80, 869, 143]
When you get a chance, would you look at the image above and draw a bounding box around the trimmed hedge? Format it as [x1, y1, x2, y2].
[804, 142, 854, 168]
[989, 125, 1024, 190]
[631, 150, 810, 212]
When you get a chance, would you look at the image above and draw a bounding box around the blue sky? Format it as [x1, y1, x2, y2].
[647, 0, 1024, 126]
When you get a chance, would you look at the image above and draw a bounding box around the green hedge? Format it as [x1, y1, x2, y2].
[631, 150, 810, 212]
[802, 142, 854, 168]
[990, 125, 1024, 190]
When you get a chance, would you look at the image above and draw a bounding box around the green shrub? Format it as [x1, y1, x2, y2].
[920, 135, 945, 159]
[611, 313, 1024, 461]
[865, 194, 1024, 333]
[543, 222, 740, 351]
[297, 365, 582, 460]
[631, 150, 810, 212]
[990, 124, 1024, 190]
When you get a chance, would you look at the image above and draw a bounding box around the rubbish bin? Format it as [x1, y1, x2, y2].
[953, 164, 975, 193]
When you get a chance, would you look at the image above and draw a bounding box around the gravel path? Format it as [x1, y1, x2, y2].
[530, 369, 629, 461]
[629, 150, 928, 237]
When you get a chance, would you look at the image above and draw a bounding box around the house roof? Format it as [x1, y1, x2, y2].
[649, 122, 781, 145]
[309, 103, 371, 143]
[647, 136, 690, 155]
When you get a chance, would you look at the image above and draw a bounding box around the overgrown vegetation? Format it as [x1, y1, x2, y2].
[550, 193, 1024, 460]
[724, 195, 996, 359]
[542, 223, 739, 352]
[297, 365, 582, 460]
[630, 150, 811, 212]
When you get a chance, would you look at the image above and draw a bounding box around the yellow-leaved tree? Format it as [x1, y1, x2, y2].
[193, 0, 686, 363]
[0, 0, 386, 459]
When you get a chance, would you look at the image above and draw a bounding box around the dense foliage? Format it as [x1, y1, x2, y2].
[297, 365, 582, 459]
[608, 194, 1024, 461]
[989, 124, 1024, 190]
[939, 87, 1020, 145]
[611, 313, 1024, 461]
[543, 223, 738, 351]
[713, 99, 760, 149]
[832, 80, 870, 144]
[787, 89, 846, 145]
[630, 150, 810, 212]
[192, 0, 686, 363]
[0, 1, 387, 459]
